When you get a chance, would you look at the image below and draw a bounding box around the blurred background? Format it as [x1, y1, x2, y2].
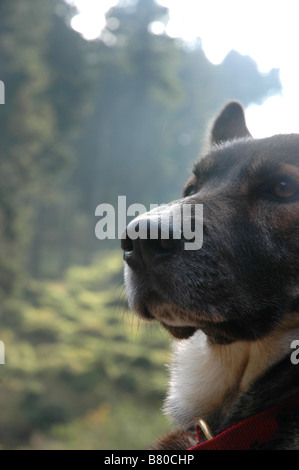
[0, 0, 295, 449]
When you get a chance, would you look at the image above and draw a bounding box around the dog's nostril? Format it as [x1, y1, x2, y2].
[121, 217, 184, 266]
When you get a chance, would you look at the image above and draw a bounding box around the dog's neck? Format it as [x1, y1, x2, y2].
[165, 318, 299, 431]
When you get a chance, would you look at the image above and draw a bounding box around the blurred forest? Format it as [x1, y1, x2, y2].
[0, 0, 281, 449]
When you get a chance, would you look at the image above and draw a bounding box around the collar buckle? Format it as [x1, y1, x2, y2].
[198, 419, 214, 441]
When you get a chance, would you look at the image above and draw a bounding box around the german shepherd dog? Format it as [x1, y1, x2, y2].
[121, 102, 299, 450]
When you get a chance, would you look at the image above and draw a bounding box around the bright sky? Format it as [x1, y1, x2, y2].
[69, 0, 299, 138]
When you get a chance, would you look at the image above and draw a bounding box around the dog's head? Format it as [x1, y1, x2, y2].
[121, 102, 299, 344]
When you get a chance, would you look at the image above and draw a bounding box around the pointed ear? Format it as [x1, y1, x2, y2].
[210, 101, 252, 145]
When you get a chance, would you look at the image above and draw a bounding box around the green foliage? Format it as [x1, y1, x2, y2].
[0, 251, 171, 449]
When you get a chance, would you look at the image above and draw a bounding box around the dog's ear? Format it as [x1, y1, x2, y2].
[210, 101, 252, 145]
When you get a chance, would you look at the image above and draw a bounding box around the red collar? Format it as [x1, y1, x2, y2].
[188, 393, 299, 450]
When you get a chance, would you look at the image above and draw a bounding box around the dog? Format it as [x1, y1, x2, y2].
[121, 101, 299, 450]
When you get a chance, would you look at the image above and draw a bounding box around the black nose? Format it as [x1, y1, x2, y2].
[121, 218, 183, 267]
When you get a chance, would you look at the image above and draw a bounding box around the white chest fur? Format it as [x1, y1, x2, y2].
[164, 327, 297, 428]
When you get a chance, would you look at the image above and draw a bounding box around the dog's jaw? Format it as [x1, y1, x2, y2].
[124, 263, 233, 342]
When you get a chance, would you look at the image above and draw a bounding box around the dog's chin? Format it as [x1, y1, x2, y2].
[161, 323, 198, 340]
[132, 301, 200, 340]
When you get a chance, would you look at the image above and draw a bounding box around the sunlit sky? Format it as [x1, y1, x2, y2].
[69, 0, 299, 138]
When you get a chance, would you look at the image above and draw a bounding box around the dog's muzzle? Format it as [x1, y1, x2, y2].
[120, 203, 203, 340]
[121, 203, 186, 266]
[121, 220, 184, 268]
[121, 201, 201, 267]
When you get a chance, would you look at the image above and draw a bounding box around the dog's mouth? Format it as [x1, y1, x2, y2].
[135, 302, 219, 340]
[133, 302, 200, 339]
[160, 323, 198, 339]
[135, 302, 265, 344]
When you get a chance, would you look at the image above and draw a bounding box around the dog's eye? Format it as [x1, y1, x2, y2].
[270, 178, 298, 200]
[183, 183, 196, 197]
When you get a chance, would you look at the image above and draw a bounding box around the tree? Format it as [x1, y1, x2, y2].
[0, 0, 93, 292]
